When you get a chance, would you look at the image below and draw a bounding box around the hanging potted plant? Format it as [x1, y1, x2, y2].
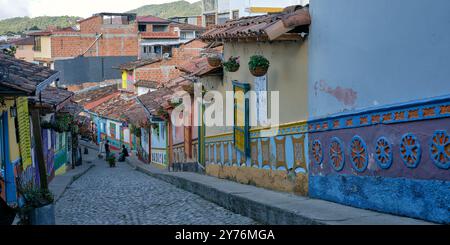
[248, 55, 270, 77]
[204, 49, 223, 67]
[156, 107, 170, 120]
[223, 56, 240, 72]
[168, 97, 183, 109]
[182, 84, 195, 96]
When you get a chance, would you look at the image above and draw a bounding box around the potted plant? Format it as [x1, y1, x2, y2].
[132, 125, 142, 138]
[168, 98, 183, 108]
[156, 107, 170, 120]
[182, 84, 195, 95]
[16, 184, 55, 225]
[106, 153, 116, 168]
[248, 55, 270, 77]
[223, 56, 240, 72]
[204, 49, 223, 67]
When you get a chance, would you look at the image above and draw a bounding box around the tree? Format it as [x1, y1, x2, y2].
[2, 46, 16, 56]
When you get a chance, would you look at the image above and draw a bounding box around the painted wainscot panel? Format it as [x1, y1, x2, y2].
[308, 97, 450, 224]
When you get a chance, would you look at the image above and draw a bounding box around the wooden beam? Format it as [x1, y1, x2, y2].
[31, 108, 48, 190]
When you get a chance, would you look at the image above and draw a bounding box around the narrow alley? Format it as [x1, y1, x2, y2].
[55, 155, 257, 225]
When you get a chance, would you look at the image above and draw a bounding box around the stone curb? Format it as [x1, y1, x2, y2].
[125, 158, 435, 225]
[125, 158, 322, 225]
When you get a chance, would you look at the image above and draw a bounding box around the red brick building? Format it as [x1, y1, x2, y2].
[30, 13, 139, 65]
[119, 39, 209, 92]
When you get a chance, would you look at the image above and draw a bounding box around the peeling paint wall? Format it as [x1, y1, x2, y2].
[308, 0, 450, 224]
[308, 0, 450, 118]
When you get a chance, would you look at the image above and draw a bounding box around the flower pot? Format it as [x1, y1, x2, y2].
[207, 56, 222, 67]
[182, 84, 195, 95]
[30, 203, 55, 225]
[250, 66, 268, 77]
[226, 64, 240, 72]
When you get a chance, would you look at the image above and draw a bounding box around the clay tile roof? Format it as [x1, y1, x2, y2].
[137, 87, 174, 114]
[170, 22, 206, 32]
[10, 37, 34, 46]
[60, 101, 83, 115]
[32, 86, 74, 109]
[118, 58, 161, 70]
[135, 80, 159, 89]
[137, 15, 171, 23]
[74, 85, 118, 106]
[28, 31, 52, 36]
[177, 57, 222, 77]
[200, 5, 310, 42]
[90, 93, 138, 121]
[122, 103, 148, 125]
[0, 53, 59, 95]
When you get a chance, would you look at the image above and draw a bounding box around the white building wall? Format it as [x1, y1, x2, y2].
[124, 128, 130, 143]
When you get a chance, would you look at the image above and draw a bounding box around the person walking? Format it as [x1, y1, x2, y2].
[105, 140, 111, 158]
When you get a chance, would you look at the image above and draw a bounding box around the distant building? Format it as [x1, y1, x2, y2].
[28, 13, 139, 85]
[10, 37, 35, 63]
[202, 0, 309, 27]
[169, 16, 203, 27]
[137, 16, 205, 59]
[29, 13, 139, 68]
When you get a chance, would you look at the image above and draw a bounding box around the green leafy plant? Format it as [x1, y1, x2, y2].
[131, 125, 142, 138]
[106, 154, 116, 167]
[157, 107, 169, 119]
[168, 98, 183, 108]
[15, 183, 54, 225]
[2, 46, 16, 56]
[152, 123, 161, 137]
[53, 114, 74, 132]
[223, 56, 240, 72]
[40, 121, 55, 130]
[248, 55, 270, 71]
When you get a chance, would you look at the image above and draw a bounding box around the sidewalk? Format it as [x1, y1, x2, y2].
[49, 147, 97, 201]
[126, 155, 435, 225]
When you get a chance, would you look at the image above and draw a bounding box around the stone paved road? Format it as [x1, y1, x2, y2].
[55, 159, 257, 225]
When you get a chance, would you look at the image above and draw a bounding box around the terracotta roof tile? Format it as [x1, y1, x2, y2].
[10, 37, 34, 46]
[31, 86, 74, 109]
[135, 80, 159, 89]
[118, 58, 161, 70]
[177, 57, 222, 77]
[201, 5, 310, 42]
[122, 103, 148, 125]
[137, 15, 171, 23]
[0, 53, 58, 95]
[74, 85, 118, 106]
[137, 87, 174, 115]
[90, 93, 138, 121]
[171, 22, 206, 32]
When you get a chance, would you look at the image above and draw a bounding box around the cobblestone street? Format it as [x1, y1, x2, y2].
[55, 159, 257, 225]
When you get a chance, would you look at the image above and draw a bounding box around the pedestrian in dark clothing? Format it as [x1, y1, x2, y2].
[105, 140, 110, 157]
[118, 145, 129, 162]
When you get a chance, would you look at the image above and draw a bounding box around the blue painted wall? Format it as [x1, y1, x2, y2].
[308, 0, 450, 118]
[151, 122, 167, 149]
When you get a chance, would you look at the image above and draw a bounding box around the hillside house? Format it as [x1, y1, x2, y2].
[10, 37, 35, 63]
[199, 5, 311, 195]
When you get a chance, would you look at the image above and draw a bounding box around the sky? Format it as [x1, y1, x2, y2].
[0, 0, 198, 20]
